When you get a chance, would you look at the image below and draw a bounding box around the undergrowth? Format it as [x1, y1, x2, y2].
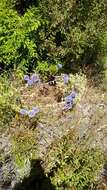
[44, 130, 104, 190]
[0, 72, 106, 189]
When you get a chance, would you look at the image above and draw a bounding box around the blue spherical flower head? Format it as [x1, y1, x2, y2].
[20, 108, 28, 115]
[27, 79, 33, 86]
[28, 107, 39, 118]
[64, 92, 74, 110]
[70, 91, 76, 99]
[31, 74, 39, 83]
[28, 110, 36, 118]
[24, 75, 29, 81]
[66, 95, 73, 103]
[63, 74, 69, 84]
[57, 63, 63, 69]
[32, 107, 40, 114]
[64, 102, 73, 110]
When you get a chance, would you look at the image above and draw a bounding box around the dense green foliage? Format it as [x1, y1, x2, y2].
[0, 1, 44, 72]
[39, 0, 107, 72]
[0, 0, 106, 74]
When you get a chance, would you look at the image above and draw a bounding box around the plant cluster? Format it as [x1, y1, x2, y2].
[64, 91, 76, 110]
[0, 1, 45, 73]
[39, 0, 107, 74]
[0, 0, 106, 78]
[24, 73, 40, 85]
[20, 107, 39, 118]
[0, 0, 107, 188]
[0, 70, 106, 188]
[44, 130, 104, 190]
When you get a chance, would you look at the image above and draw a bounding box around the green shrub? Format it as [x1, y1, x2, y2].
[36, 61, 58, 79]
[0, 1, 45, 72]
[39, 0, 107, 72]
[44, 130, 104, 189]
[0, 0, 106, 76]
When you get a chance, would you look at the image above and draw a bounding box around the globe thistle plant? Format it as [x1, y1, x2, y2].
[31, 74, 40, 83]
[19, 108, 28, 115]
[24, 73, 40, 86]
[20, 107, 39, 118]
[63, 74, 69, 84]
[28, 107, 40, 118]
[64, 90, 77, 110]
[24, 75, 30, 81]
[27, 79, 33, 86]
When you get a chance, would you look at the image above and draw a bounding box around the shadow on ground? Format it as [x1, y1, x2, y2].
[14, 159, 56, 190]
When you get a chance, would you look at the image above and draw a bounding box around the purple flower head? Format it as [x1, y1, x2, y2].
[20, 108, 28, 115]
[31, 74, 39, 83]
[57, 63, 63, 69]
[24, 75, 29, 81]
[66, 95, 73, 103]
[28, 107, 39, 118]
[64, 102, 73, 110]
[63, 74, 69, 84]
[70, 91, 76, 99]
[27, 79, 33, 86]
[32, 107, 40, 114]
[64, 91, 76, 110]
[28, 110, 36, 118]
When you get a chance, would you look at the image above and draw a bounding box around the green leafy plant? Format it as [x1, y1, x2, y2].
[0, 1, 45, 72]
[36, 61, 58, 79]
[44, 130, 104, 190]
[39, 0, 107, 74]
